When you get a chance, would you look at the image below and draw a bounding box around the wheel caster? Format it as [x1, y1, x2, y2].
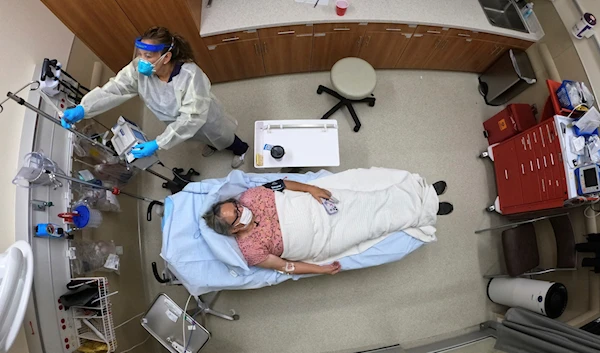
[480, 151, 489, 158]
[478, 81, 488, 97]
[486, 205, 496, 212]
[317, 88, 323, 94]
[229, 309, 240, 320]
[353, 126, 360, 132]
[368, 101, 375, 107]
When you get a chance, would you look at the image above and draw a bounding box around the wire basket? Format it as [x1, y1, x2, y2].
[72, 277, 117, 352]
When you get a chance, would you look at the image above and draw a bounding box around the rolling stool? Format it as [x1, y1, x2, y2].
[317, 57, 376, 132]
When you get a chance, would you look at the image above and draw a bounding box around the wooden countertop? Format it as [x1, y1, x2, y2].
[200, 0, 544, 41]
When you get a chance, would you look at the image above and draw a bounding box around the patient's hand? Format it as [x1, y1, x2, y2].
[320, 261, 341, 275]
[309, 186, 332, 202]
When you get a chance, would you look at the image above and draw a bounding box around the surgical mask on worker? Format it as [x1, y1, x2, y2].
[238, 206, 253, 227]
[138, 53, 168, 77]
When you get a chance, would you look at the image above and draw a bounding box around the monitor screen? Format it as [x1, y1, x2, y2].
[584, 167, 599, 187]
[132, 128, 145, 141]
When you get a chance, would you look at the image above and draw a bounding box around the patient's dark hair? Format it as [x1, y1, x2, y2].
[203, 198, 236, 236]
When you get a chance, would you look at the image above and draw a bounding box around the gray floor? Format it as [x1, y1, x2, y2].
[138, 69, 513, 353]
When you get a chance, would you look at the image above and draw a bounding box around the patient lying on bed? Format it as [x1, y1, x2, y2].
[203, 176, 452, 276]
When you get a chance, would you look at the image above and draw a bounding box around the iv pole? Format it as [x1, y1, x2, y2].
[1, 80, 199, 194]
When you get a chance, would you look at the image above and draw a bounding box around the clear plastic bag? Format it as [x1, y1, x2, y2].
[73, 124, 119, 164]
[74, 186, 121, 212]
[557, 80, 595, 110]
[69, 239, 120, 275]
[75, 158, 136, 189]
[575, 107, 600, 134]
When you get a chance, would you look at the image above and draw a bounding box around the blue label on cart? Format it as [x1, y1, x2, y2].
[263, 144, 273, 151]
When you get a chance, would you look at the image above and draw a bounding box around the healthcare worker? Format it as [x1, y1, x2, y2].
[61, 26, 249, 168]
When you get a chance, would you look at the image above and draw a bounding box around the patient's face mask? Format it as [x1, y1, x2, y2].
[237, 206, 254, 227]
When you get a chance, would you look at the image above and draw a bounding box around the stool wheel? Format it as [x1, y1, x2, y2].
[233, 314, 240, 320]
[368, 101, 375, 107]
[353, 126, 360, 132]
[317, 87, 323, 94]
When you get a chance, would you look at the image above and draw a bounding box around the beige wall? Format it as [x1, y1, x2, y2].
[551, 0, 600, 100]
[0, 1, 74, 352]
[509, 0, 595, 111]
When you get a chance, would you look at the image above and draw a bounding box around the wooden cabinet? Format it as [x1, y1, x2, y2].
[42, 0, 220, 81]
[314, 23, 366, 33]
[39, 2, 539, 82]
[462, 40, 506, 72]
[203, 30, 259, 45]
[446, 28, 481, 39]
[41, 0, 140, 73]
[505, 38, 534, 50]
[358, 28, 411, 69]
[426, 37, 484, 71]
[395, 34, 440, 69]
[414, 25, 449, 36]
[455, 38, 496, 72]
[204, 25, 314, 80]
[261, 35, 313, 75]
[207, 40, 265, 81]
[258, 25, 313, 38]
[311, 23, 366, 71]
[259, 26, 313, 75]
[364, 23, 416, 34]
[311, 31, 362, 71]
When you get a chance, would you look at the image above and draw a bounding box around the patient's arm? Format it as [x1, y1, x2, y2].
[283, 180, 331, 202]
[257, 254, 341, 275]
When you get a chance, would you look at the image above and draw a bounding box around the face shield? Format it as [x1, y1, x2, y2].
[134, 37, 173, 76]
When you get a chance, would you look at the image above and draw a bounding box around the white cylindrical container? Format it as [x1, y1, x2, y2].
[572, 13, 597, 39]
[72, 204, 103, 228]
[487, 278, 568, 319]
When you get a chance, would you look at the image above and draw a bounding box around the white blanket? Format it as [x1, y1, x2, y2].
[276, 168, 439, 264]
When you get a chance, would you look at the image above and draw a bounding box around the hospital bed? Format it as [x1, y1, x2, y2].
[152, 169, 426, 322]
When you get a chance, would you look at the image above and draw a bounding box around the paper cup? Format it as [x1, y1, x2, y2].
[336, 0, 348, 16]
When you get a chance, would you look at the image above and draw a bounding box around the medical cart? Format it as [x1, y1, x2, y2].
[254, 119, 340, 168]
[483, 115, 598, 215]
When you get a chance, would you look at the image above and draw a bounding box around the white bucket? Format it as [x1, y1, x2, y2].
[85, 208, 103, 228]
[71, 204, 103, 229]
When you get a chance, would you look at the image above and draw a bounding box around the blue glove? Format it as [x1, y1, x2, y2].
[131, 140, 159, 158]
[61, 105, 85, 128]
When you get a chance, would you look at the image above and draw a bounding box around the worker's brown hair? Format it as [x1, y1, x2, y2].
[141, 26, 195, 63]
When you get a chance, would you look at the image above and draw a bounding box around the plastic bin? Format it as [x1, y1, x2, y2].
[483, 104, 537, 145]
[556, 80, 579, 110]
[540, 80, 582, 121]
